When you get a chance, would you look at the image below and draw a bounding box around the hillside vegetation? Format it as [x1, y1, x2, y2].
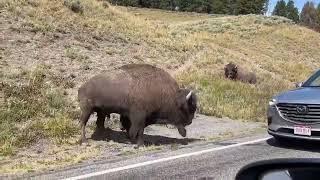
[1, 0, 320, 162]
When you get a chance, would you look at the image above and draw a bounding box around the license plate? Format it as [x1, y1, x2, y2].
[294, 126, 311, 136]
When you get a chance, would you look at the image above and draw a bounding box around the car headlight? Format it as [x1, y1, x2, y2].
[268, 99, 277, 106]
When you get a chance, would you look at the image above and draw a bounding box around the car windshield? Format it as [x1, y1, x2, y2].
[302, 70, 320, 87]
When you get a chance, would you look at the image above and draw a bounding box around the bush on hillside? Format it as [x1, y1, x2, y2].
[64, 0, 84, 14]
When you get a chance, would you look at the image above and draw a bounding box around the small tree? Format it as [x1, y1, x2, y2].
[210, 0, 229, 14]
[272, 0, 286, 17]
[263, 0, 269, 15]
[236, 0, 267, 15]
[286, 0, 299, 23]
[300, 1, 318, 29]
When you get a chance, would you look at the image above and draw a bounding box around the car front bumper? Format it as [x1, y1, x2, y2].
[267, 105, 320, 141]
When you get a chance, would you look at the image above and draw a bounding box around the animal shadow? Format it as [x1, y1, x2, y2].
[267, 137, 320, 153]
[90, 127, 200, 146]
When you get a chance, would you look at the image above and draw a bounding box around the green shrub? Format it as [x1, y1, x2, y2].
[64, 0, 84, 14]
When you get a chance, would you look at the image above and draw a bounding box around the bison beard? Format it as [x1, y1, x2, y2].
[78, 64, 197, 147]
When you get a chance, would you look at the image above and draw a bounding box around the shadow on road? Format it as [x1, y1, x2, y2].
[90, 127, 200, 146]
[267, 137, 320, 153]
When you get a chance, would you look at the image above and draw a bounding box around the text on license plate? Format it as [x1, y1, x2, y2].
[294, 126, 311, 136]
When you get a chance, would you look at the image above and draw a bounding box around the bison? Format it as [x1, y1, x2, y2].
[78, 64, 197, 147]
[224, 63, 257, 84]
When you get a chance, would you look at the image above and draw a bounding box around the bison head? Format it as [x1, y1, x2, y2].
[174, 89, 197, 137]
[224, 63, 238, 80]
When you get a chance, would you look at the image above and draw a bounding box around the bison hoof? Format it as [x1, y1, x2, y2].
[79, 138, 88, 145]
[125, 132, 130, 138]
[134, 144, 145, 149]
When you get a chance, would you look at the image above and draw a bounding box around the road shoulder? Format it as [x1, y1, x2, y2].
[0, 114, 266, 179]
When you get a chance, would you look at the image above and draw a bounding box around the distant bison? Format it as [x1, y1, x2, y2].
[224, 63, 257, 84]
[78, 64, 197, 147]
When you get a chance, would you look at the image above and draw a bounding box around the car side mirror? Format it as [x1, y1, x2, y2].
[294, 82, 303, 88]
[235, 158, 320, 180]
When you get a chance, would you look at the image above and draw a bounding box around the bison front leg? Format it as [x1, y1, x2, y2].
[136, 128, 145, 148]
[128, 112, 146, 148]
[129, 126, 145, 149]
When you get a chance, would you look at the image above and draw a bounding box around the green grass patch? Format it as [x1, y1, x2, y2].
[0, 66, 78, 156]
[177, 70, 289, 122]
[64, 47, 89, 63]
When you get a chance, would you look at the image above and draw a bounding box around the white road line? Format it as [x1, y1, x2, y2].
[63, 136, 271, 180]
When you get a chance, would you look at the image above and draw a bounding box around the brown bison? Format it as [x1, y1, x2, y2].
[78, 64, 197, 147]
[224, 63, 257, 84]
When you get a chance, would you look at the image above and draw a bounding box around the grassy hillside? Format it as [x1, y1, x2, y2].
[1, 0, 320, 159]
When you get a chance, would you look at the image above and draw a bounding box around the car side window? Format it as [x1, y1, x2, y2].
[310, 76, 320, 86]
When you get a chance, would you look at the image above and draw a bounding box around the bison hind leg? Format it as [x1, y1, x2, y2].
[79, 107, 92, 145]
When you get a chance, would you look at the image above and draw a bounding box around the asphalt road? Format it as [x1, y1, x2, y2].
[18, 133, 320, 180]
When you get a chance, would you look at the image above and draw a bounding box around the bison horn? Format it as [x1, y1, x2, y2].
[186, 91, 192, 100]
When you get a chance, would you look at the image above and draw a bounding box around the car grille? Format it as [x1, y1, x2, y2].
[277, 103, 320, 123]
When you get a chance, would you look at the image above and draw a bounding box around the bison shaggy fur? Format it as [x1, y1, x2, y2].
[224, 63, 257, 84]
[78, 64, 197, 147]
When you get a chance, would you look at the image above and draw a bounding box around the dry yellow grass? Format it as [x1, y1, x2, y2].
[124, 6, 213, 23]
[0, 138, 100, 175]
